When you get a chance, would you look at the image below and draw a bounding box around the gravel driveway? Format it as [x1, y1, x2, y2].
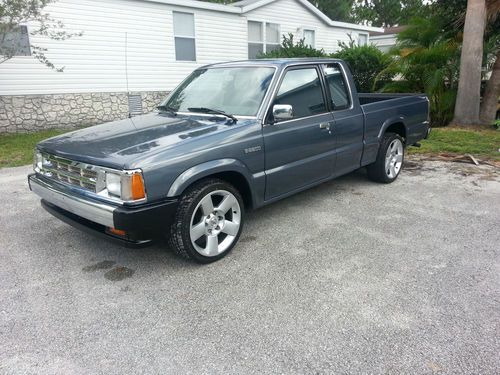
[1, 159, 499, 374]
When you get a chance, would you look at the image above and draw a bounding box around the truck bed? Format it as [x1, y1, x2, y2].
[358, 93, 425, 106]
[358, 92, 430, 166]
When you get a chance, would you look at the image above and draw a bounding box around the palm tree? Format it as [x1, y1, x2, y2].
[480, 1, 500, 124]
[452, 0, 487, 126]
[480, 50, 500, 123]
[376, 17, 461, 126]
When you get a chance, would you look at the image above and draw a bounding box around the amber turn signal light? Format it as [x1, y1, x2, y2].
[108, 227, 126, 236]
[130, 173, 146, 200]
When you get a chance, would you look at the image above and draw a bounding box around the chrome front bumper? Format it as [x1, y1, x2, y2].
[28, 174, 116, 228]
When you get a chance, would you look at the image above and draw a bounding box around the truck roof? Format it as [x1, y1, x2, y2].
[202, 58, 344, 69]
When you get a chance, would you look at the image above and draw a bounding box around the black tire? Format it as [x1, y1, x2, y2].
[367, 132, 405, 183]
[168, 178, 245, 263]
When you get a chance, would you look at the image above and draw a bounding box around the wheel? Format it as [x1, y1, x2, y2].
[168, 178, 244, 263]
[367, 132, 405, 183]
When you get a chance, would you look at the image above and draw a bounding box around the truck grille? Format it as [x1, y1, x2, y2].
[39, 153, 97, 191]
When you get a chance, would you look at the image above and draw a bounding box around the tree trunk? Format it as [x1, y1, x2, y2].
[480, 51, 500, 124]
[452, 0, 487, 126]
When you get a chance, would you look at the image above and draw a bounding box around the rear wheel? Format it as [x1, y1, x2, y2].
[168, 179, 244, 263]
[367, 132, 405, 183]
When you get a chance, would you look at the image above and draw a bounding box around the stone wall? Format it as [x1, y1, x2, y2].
[0, 91, 169, 133]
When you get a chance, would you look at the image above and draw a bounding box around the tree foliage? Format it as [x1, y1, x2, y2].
[0, 0, 82, 71]
[352, 0, 428, 27]
[258, 33, 327, 58]
[311, 0, 355, 22]
[376, 17, 461, 126]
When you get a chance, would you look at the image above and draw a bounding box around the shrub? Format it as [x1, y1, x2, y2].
[331, 40, 392, 92]
[375, 17, 461, 127]
[258, 33, 327, 58]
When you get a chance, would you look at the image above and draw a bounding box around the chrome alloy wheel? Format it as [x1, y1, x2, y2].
[385, 138, 404, 179]
[189, 190, 241, 257]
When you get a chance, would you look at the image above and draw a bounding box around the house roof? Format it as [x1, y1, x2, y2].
[144, 0, 383, 32]
[369, 25, 407, 37]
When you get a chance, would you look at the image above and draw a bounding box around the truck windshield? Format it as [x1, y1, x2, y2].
[161, 67, 275, 117]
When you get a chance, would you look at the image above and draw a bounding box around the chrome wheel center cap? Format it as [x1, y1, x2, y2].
[205, 212, 225, 234]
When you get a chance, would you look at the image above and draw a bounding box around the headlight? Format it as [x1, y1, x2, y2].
[33, 150, 42, 172]
[103, 171, 146, 202]
[105, 172, 121, 197]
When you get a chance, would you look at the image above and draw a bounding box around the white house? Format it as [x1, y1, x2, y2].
[0, 0, 381, 132]
[369, 26, 406, 53]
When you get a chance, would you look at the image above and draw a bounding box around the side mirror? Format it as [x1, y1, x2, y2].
[272, 104, 293, 122]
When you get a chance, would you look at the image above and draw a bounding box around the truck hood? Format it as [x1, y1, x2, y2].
[37, 113, 249, 169]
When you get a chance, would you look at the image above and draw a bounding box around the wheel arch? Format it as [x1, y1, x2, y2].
[167, 159, 257, 209]
[378, 117, 407, 143]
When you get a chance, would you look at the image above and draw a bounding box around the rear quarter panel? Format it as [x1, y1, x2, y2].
[361, 95, 429, 165]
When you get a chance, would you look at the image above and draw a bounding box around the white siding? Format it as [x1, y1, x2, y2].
[370, 34, 397, 53]
[0, 0, 370, 96]
[0, 0, 247, 95]
[243, 0, 364, 54]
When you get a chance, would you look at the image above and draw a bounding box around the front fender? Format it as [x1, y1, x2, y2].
[167, 159, 264, 206]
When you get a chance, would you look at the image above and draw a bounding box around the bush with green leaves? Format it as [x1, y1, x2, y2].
[494, 119, 500, 130]
[331, 40, 392, 92]
[257, 33, 327, 58]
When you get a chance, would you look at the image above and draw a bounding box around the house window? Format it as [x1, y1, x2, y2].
[358, 33, 368, 46]
[173, 12, 196, 61]
[303, 29, 315, 48]
[0, 25, 31, 56]
[248, 21, 280, 59]
[266, 23, 280, 53]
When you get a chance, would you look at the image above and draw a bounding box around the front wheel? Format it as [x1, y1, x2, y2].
[168, 178, 244, 263]
[367, 132, 405, 183]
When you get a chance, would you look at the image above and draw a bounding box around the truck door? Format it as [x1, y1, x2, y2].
[263, 65, 336, 200]
[321, 63, 364, 177]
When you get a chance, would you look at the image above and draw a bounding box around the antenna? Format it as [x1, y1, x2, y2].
[125, 31, 129, 93]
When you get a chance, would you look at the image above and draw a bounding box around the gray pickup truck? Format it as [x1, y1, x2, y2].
[29, 58, 430, 263]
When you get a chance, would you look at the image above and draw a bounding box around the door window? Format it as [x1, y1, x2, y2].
[323, 64, 350, 110]
[274, 68, 326, 120]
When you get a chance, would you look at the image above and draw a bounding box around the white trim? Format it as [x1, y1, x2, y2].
[251, 0, 383, 32]
[369, 34, 397, 40]
[139, 0, 384, 33]
[138, 0, 241, 13]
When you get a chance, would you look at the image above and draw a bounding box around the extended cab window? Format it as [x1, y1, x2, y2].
[274, 68, 326, 119]
[323, 64, 350, 110]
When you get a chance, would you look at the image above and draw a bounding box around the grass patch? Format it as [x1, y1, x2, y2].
[408, 127, 500, 161]
[0, 129, 69, 168]
[1, 126, 499, 169]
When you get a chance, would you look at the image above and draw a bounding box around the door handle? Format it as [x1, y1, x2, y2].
[319, 122, 330, 130]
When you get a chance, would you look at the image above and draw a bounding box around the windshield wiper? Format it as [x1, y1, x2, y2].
[156, 105, 177, 116]
[187, 107, 237, 123]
